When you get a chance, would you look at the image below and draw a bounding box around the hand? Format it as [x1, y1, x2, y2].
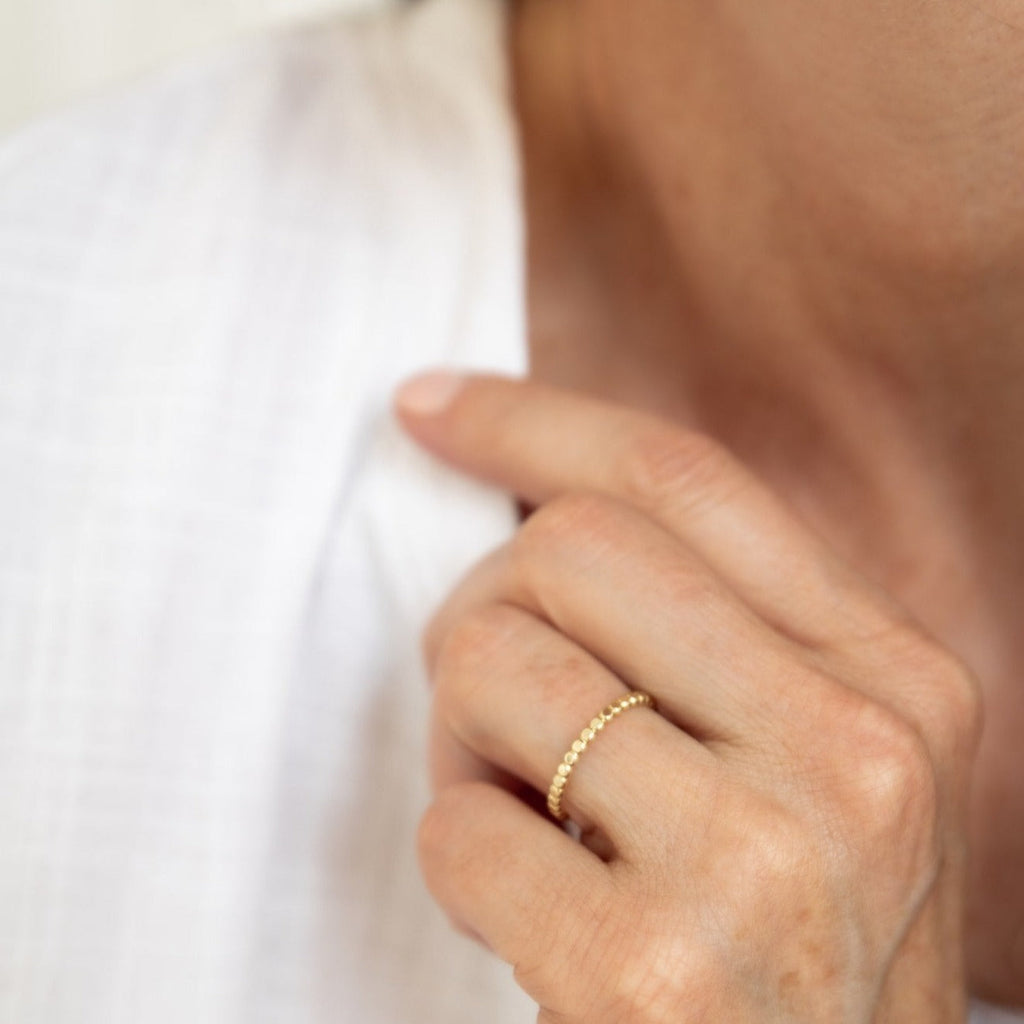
[395, 372, 982, 1023]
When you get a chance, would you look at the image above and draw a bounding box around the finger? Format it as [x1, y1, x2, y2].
[428, 699, 557, 821]
[431, 602, 715, 855]
[427, 701, 621, 862]
[426, 713, 618, 861]
[427, 501, 974, 780]
[428, 494, 827, 748]
[395, 373, 903, 649]
[428, 704, 523, 794]
[418, 782, 613, 1011]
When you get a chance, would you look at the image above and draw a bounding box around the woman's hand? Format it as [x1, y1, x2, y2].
[395, 372, 982, 1023]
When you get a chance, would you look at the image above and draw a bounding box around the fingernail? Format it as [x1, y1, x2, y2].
[395, 371, 466, 416]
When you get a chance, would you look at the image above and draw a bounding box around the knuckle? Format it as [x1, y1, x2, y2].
[620, 427, 733, 510]
[947, 667, 984, 762]
[521, 492, 620, 550]
[430, 606, 527, 735]
[510, 493, 622, 583]
[723, 796, 813, 904]
[750, 803, 809, 878]
[659, 562, 724, 625]
[433, 604, 522, 693]
[837, 698, 939, 841]
[416, 793, 458, 883]
[916, 645, 984, 764]
[416, 783, 487, 886]
[874, 627, 985, 763]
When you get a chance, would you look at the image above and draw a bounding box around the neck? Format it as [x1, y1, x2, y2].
[511, 3, 1024, 1002]
[511, 0, 1024, 584]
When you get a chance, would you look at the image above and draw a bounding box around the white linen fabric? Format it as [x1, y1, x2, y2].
[0, 0, 1019, 1022]
[0, 1, 532, 1021]
[976, 1006, 1024, 1024]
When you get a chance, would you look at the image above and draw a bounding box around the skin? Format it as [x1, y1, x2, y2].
[402, 376, 980, 1022]
[399, 0, 1024, 1016]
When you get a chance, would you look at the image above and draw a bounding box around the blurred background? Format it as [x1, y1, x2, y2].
[0, 0, 387, 136]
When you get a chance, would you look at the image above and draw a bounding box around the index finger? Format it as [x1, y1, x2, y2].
[394, 371, 903, 649]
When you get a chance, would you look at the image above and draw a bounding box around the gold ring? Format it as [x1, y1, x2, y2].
[547, 691, 656, 822]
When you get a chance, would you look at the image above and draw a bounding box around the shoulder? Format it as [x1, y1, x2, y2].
[0, 0, 508, 179]
[0, 0, 521, 436]
[0, 0, 523, 523]
[0, 0, 513, 302]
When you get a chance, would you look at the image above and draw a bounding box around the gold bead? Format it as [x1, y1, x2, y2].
[547, 691, 657, 823]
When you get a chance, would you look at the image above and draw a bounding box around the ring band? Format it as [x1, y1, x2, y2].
[547, 691, 657, 822]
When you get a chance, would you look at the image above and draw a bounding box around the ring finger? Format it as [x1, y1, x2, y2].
[431, 601, 718, 861]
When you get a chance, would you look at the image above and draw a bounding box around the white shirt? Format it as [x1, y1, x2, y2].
[0, 0, 1019, 1021]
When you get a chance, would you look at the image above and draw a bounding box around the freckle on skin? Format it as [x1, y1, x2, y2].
[778, 969, 799, 999]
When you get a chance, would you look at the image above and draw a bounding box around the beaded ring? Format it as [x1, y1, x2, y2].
[546, 691, 656, 822]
